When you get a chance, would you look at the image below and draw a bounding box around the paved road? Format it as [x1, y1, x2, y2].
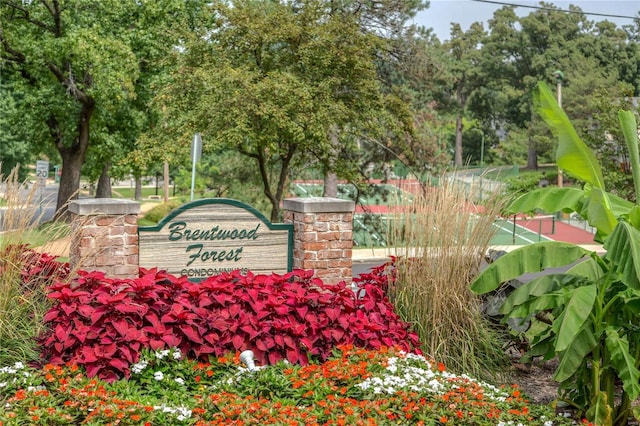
[0, 182, 58, 230]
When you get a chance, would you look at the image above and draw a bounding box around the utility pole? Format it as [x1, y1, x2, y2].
[554, 70, 564, 188]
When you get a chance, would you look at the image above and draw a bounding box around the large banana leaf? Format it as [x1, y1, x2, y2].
[604, 221, 640, 290]
[500, 272, 595, 314]
[533, 83, 605, 189]
[619, 111, 640, 202]
[470, 242, 593, 294]
[554, 284, 597, 352]
[605, 327, 640, 402]
[500, 275, 564, 313]
[533, 82, 620, 238]
[505, 187, 585, 215]
[508, 292, 564, 319]
[554, 325, 598, 382]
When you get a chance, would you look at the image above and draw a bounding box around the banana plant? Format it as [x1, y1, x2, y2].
[470, 81, 640, 426]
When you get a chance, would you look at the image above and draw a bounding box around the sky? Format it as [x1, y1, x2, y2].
[413, 0, 640, 41]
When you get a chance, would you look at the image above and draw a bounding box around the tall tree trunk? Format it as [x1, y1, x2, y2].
[135, 176, 142, 201]
[527, 119, 538, 170]
[55, 148, 85, 220]
[455, 114, 463, 167]
[95, 162, 112, 198]
[527, 138, 538, 170]
[52, 102, 93, 220]
[323, 172, 338, 197]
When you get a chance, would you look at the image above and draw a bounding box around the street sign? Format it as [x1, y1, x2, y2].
[36, 160, 49, 189]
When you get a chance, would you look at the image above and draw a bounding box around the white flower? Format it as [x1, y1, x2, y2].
[156, 349, 170, 359]
[174, 377, 185, 385]
[0, 382, 6, 388]
[131, 361, 148, 374]
[172, 348, 182, 360]
[153, 371, 164, 381]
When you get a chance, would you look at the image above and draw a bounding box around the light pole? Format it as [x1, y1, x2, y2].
[471, 127, 485, 171]
[554, 70, 564, 188]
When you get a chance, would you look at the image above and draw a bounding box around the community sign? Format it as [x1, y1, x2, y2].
[138, 199, 293, 281]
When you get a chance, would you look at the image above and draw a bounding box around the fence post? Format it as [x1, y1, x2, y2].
[68, 199, 140, 279]
[283, 197, 355, 285]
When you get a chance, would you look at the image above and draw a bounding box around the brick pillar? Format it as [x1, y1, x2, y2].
[68, 199, 140, 279]
[283, 197, 355, 285]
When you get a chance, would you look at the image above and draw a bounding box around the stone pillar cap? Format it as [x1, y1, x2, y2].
[68, 198, 140, 215]
[283, 197, 355, 213]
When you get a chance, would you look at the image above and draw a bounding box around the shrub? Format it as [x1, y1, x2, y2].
[142, 199, 182, 223]
[38, 268, 421, 382]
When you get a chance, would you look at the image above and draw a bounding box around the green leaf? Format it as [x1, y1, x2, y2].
[521, 332, 555, 363]
[470, 242, 592, 294]
[508, 293, 564, 318]
[505, 187, 585, 215]
[582, 187, 618, 239]
[555, 285, 597, 352]
[500, 275, 564, 313]
[604, 221, 640, 290]
[605, 328, 640, 402]
[628, 206, 640, 229]
[585, 391, 613, 426]
[619, 111, 640, 202]
[533, 82, 606, 189]
[618, 287, 640, 315]
[564, 256, 603, 281]
[554, 326, 597, 382]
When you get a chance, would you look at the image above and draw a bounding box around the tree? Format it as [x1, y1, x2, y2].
[480, 3, 637, 170]
[0, 0, 195, 217]
[441, 22, 487, 167]
[157, 0, 418, 222]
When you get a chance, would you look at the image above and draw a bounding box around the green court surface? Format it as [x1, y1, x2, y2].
[352, 215, 555, 247]
[490, 217, 554, 245]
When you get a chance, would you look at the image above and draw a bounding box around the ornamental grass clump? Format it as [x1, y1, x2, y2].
[0, 165, 70, 367]
[385, 178, 509, 380]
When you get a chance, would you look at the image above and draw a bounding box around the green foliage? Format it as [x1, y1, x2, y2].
[142, 199, 183, 224]
[471, 82, 640, 425]
[1, 0, 197, 215]
[155, 0, 424, 222]
[504, 172, 545, 196]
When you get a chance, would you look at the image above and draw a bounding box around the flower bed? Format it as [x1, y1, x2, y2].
[0, 249, 588, 424]
[0, 345, 576, 425]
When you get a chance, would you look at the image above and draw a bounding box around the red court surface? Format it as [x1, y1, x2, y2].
[516, 218, 597, 245]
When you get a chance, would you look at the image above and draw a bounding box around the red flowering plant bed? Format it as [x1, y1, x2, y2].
[38, 267, 421, 382]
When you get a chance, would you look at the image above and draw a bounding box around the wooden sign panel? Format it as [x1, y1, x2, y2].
[139, 199, 293, 281]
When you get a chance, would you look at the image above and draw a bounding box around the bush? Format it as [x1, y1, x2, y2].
[142, 199, 183, 224]
[38, 268, 421, 382]
[504, 172, 546, 195]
